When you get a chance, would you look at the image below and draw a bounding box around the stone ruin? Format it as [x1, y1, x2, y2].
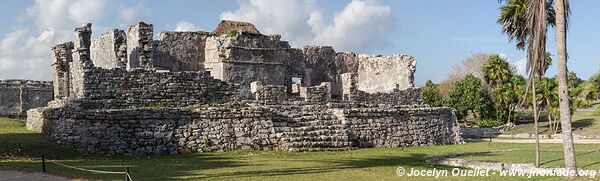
[26, 20, 462, 155]
[0, 80, 53, 118]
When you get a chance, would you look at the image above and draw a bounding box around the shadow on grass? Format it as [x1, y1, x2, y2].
[572, 119, 595, 130]
[0, 133, 79, 160]
[172, 153, 444, 180]
[540, 150, 598, 166]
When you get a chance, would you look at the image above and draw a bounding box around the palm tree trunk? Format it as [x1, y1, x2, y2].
[532, 80, 541, 167]
[548, 113, 553, 134]
[555, 0, 577, 177]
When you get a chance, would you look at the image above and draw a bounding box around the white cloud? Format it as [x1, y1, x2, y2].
[174, 21, 203, 31]
[313, 0, 395, 52]
[513, 58, 527, 76]
[119, 2, 150, 25]
[221, 0, 321, 46]
[221, 0, 397, 53]
[0, 0, 149, 80]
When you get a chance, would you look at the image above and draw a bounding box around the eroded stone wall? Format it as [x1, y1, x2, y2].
[342, 73, 422, 105]
[344, 107, 461, 147]
[153, 31, 209, 71]
[356, 55, 416, 93]
[0, 80, 52, 117]
[299, 82, 331, 102]
[250, 81, 287, 104]
[78, 68, 236, 108]
[204, 33, 293, 87]
[90, 29, 127, 69]
[126, 22, 154, 70]
[51, 42, 73, 99]
[27, 103, 462, 155]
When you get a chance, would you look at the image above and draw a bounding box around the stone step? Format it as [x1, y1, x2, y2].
[279, 120, 342, 127]
[282, 141, 353, 149]
[273, 125, 345, 132]
[280, 130, 348, 137]
[281, 135, 350, 142]
[287, 147, 353, 152]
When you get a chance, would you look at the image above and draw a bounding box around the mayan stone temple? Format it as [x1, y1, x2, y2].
[26, 20, 462, 155]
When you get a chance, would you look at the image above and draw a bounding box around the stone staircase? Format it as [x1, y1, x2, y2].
[272, 108, 353, 152]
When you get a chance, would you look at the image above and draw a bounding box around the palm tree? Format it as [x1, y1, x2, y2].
[554, 0, 577, 176]
[499, 0, 577, 174]
[498, 0, 555, 50]
[498, 0, 555, 168]
[483, 55, 513, 88]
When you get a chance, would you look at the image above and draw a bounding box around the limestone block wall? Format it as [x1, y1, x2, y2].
[343, 107, 462, 147]
[204, 34, 293, 87]
[352, 88, 423, 105]
[27, 103, 462, 155]
[0, 80, 53, 117]
[69, 23, 93, 98]
[356, 55, 416, 93]
[298, 46, 359, 96]
[342, 73, 422, 105]
[126, 22, 154, 70]
[51, 42, 73, 99]
[153, 31, 209, 71]
[250, 82, 287, 104]
[299, 82, 331, 102]
[78, 68, 236, 108]
[90, 29, 127, 69]
[28, 106, 276, 155]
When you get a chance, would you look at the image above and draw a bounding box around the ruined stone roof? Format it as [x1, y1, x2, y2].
[212, 20, 260, 36]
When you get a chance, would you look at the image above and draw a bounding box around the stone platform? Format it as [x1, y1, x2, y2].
[27, 102, 462, 155]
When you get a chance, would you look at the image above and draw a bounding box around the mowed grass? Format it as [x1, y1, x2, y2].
[0, 117, 595, 181]
[502, 110, 600, 136]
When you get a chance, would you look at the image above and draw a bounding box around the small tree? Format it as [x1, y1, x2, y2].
[446, 75, 496, 122]
[422, 80, 444, 107]
[492, 75, 525, 124]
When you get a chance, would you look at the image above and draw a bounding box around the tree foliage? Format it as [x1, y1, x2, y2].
[484, 54, 513, 87]
[445, 75, 495, 121]
[422, 80, 444, 107]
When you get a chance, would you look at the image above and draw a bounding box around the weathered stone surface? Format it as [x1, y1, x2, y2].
[27, 103, 461, 155]
[356, 55, 416, 93]
[51, 42, 73, 98]
[212, 20, 261, 36]
[251, 81, 287, 104]
[90, 29, 127, 69]
[342, 73, 422, 105]
[126, 22, 154, 70]
[299, 82, 331, 102]
[153, 31, 209, 71]
[204, 33, 292, 88]
[78, 68, 236, 108]
[0, 80, 52, 118]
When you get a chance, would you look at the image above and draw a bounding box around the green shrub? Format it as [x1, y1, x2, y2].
[477, 118, 503, 128]
[595, 105, 600, 115]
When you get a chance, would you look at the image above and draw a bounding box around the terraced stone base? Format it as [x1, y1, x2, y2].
[27, 102, 462, 155]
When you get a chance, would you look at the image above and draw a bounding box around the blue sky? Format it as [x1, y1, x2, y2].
[1, 0, 599, 85]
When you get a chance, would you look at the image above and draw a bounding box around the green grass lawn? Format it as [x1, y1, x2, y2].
[0, 117, 595, 180]
[502, 110, 600, 136]
[457, 143, 600, 169]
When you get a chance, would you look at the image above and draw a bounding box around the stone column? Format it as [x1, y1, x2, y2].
[50, 42, 74, 99]
[127, 22, 154, 70]
[70, 23, 92, 98]
[340, 73, 357, 101]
